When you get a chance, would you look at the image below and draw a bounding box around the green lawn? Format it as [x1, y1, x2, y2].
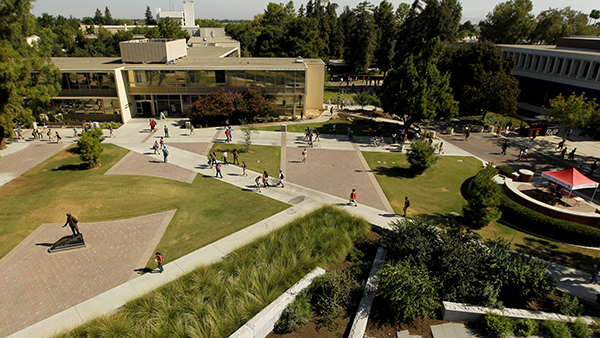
[255, 116, 388, 137]
[0, 144, 288, 264]
[209, 144, 281, 177]
[476, 222, 600, 273]
[324, 82, 355, 102]
[362, 153, 483, 218]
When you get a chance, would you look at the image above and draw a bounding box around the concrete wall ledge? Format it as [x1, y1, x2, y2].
[442, 301, 599, 325]
[229, 267, 326, 338]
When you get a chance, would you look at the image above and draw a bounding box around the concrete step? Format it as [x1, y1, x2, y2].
[396, 330, 421, 338]
[431, 323, 469, 338]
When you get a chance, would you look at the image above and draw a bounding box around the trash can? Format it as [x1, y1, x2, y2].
[185, 121, 191, 129]
[428, 131, 436, 138]
[91, 122, 100, 129]
[281, 124, 287, 132]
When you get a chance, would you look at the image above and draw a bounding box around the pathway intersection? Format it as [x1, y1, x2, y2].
[1, 113, 599, 337]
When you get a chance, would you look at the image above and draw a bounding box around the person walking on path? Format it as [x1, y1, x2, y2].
[212, 152, 217, 167]
[216, 163, 223, 178]
[278, 170, 285, 188]
[207, 154, 213, 168]
[242, 161, 248, 176]
[568, 148, 577, 161]
[153, 141, 160, 154]
[501, 141, 508, 155]
[517, 148, 523, 162]
[591, 264, 599, 284]
[314, 130, 320, 142]
[255, 176, 262, 192]
[438, 142, 444, 155]
[73, 127, 78, 138]
[162, 147, 169, 163]
[348, 189, 358, 206]
[591, 161, 598, 176]
[109, 126, 115, 138]
[561, 147, 568, 160]
[262, 171, 270, 188]
[464, 127, 470, 142]
[223, 151, 229, 165]
[523, 147, 529, 161]
[403, 196, 410, 217]
[155, 252, 164, 273]
[302, 148, 307, 163]
[55, 131, 62, 143]
[47, 129, 55, 142]
[164, 125, 169, 138]
[190, 124, 195, 136]
[556, 139, 566, 150]
[233, 149, 239, 165]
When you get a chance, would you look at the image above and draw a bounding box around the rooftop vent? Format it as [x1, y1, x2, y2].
[295, 56, 304, 63]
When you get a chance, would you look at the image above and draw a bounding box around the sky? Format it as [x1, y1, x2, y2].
[30, 0, 600, 24]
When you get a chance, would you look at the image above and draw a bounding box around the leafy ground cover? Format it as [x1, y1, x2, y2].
[0, 144, 288, 263]
[57, 206, 370, 338]
[209, 144, 281, 177]
[362, 152, 482, 218]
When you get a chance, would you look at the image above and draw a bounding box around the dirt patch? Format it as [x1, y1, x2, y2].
[366, 317, 451, 338]
[267, 316, 352, 338]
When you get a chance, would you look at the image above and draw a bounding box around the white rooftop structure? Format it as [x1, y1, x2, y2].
[155, 1, 194, 27]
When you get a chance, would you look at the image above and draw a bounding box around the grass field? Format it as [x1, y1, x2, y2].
[0, 144, 288, 264]
[209, 144, 281, 178]
[255, 116, 388, 137]
[57, 206, 370, 338]
[362, 152, 483, 218]
[324, 82, 355, 102]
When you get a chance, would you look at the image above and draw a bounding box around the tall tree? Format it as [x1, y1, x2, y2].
[478, 0, 536, 44]
[104, 7, 114, 25]
[531, 7, 597, 44]
[93, 8, 103, 25]
[381, 38, 458, 127]
[546, 93, 597, 130]
[145, 6, 157, 25]
[157, 17, 190, 40]
[0, 0, 61, 145]
[373, 0, 396, 75]
[343, 2, 376, 75]
[440, 41, 520, 117]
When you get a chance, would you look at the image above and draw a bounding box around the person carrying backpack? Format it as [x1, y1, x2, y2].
[278, 170, 285, 188]
[155, 252, 164, 273]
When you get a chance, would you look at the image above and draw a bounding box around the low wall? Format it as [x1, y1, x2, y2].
[504, 179, 600, 227]
[442, 301, 598, 325]
[229, 267, 325, 338]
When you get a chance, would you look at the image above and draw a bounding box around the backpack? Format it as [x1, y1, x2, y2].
[280, 173, 284, 179]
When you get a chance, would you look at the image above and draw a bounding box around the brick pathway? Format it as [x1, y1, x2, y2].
[0, 210, 175, 337]
[286, 147, 387, 211]
[169, 142, 213, 157]
[104, 151, 197, 184]
[0, 141, 69, 187]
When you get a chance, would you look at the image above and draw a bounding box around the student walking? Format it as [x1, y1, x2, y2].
[556, 139, 566, 150]
[223, 151, 228, 165]
[155, 252, 164, 273]
[501, 141, 508, 155]
[591, 161, 598, 176]
[109, 126, 115, 138]
[190, 124, 195, 135]
[153, 141, 160, 154]
[162, 147, 169, 163]
[242, 161, 248, 176]
[438, 142, 444, 155]
[207, 154, 214, 168]
[568, 148, 577, 161]
[262, 171, 270, 187]
[591, 264, 599, 284]
[561, 147, 568, 160]
[348, 189, 358, 206]
[47, 129, 55, 142]
[160, 137, 165, 149]
[216, 163, 223, 178]
[403, 196, 410, 217]
[255, 176, 262, 192]
[55, 131, 63, 143]
[164, 125, 169, 138]
[278, 170, 285, 188]
[233, 149, 239, 165]
[302, 148, 307, 163]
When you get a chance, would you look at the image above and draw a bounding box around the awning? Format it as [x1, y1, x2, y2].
[541, 167, 599, 190]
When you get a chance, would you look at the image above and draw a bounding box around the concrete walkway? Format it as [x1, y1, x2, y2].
[3, 116, 600, 337]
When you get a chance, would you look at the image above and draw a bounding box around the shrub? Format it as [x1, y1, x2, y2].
[377, 261, 438, 322]
[347, 248, 365, 263]
[541, 320, 572, 338]
[274, 294, 311, 333]
[308, 269, 357, 330]
[483, 312, 514, 338]
[100, 122, 122, 129]
[463, 166, 502, 228]
[77, 128, 104, 168]
[499, 195, 600, 246]
[496, 165, 514, 177]
[514, 318, 538, 336]
[569, 318, 591, 338]
[407, 139, 437, 174]
[557, 294, 584, 317]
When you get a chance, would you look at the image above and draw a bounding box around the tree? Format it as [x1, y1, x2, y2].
[145, 6, 157, 25]
[77, 128, 104, 168]
[93, 8, 103, 25]
[407, 139, 437, 174]
[241, 120, 257, 153]
[580, 110, 600, 140]
[0, 0, 61, 146]
[378, 261, 438, 321]
[157, 17, 190, 40]
[590, 9, 600, 25]
[343, 2, 376, 75]
[479, 0, 536, 44]
[531, 7, 596, 44]
[284, 16, 325, 58]
[373, 1, 396, 75]
[354, 91, 381, 109]
[104, 7, 114, 25]
[238, 90, 276, 119]
[463, 166, 502, 228]
[546, 92, 597, 130]
[458, 20, 478, 39]
[195, 19, 222, 27]
[382, 38, 458, 127]
[440, 41, 520, 117]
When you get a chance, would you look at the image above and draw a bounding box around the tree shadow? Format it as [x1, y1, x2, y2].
[460, 176, 475, 199]
[52, 163, 85, 171]
[66, 147, 79, 155]
[372, 166, 416, 178]
[419, 213, 464, 227]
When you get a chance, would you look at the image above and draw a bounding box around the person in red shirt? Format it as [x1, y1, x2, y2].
[348, 189, 357, 206]
[155, 252, 164, 273]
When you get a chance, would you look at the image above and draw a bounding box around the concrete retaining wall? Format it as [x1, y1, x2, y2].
[229, 267, 326, 338]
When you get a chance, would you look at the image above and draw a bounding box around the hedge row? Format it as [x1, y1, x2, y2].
[499, 195, 600, 247]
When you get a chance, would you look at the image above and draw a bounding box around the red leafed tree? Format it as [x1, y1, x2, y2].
[190, 89, 275, 126]
[239, 90, 276, 119]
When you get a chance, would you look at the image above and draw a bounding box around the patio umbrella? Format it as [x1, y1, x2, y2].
[541, 167, 599, 203]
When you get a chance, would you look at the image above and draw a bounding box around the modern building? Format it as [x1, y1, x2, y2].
[500, 37, 600, 115]
[47, 39, 325, 123]
[155, 1, 195, 27]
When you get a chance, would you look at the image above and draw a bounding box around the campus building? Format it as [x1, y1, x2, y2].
[47, 38, 325, 123]
[500, 37, 600, 115]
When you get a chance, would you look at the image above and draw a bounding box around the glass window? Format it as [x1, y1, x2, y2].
[266, 71, 276, 88]
[134, 70, 147, 85]
[77, 73, 90, 88]
[296, 71, 305, 88]
[175, 71, 186, 86]
[215, 70, 226, 85]
[206, 71, 216, 87]
[68, 73, 78, 90]
[582, 61, 590, 78]
[277, 72, 286, 87]
[61, 73, 70, 90]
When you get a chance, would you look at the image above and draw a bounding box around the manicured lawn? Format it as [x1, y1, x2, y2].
[362, 153, 483, 218]
[0, 144, 288, 263]
[57, 206, 370, 338]
[476, 222, 600, 273]
[324, 82, 355, 102]
[209, 144, 281, 177]
[256, 115, 390, 137]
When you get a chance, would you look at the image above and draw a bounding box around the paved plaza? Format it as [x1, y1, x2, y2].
[1, 112, 600, 337]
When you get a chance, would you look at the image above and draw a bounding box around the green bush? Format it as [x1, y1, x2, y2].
[483, 312, 514, 338]
[557, 294, 584, 317]
[514, 318, 538, 336]
[496, 165, 514, 177]
[541, 320, 572, 338]
[347, 248, 365, 262]
[100, 122, 122, 129]
[77, 128, 104, 168]
[569, 318, 591, 338]
[274, 294, 311, 333]
[463, 166, 502, 228]
[499, 195, 600, 246]
[377, 261, 438, 322]
[407, 139, 437, 174]
[308, 269, 357, 331]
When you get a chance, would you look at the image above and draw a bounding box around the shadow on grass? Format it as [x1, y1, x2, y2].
[66, 147, 79, 155]
[52, 163, 86, 171]
[420, 213, 465, 227]
[513, 236, 596, 271]
[460, 176, 475, 199]
[372, 166, 416, 179]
